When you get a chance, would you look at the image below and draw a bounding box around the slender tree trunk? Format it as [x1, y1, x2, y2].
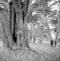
[24, 16, 30, 48]
[9, 3, 14, 35]
[56, 6, 60, 43]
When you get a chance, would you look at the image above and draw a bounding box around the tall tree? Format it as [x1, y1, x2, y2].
[13, 0, 30, 48]
[0, 1, 14, 48]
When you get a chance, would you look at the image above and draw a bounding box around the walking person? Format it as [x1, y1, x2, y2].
[51, 40, 53, 47]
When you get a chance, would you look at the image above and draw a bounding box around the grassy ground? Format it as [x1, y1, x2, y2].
[0, 43, 60, 61]
[0, 43, 48, 61]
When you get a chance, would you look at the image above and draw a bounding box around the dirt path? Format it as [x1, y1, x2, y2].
[29, 43, 60, 61]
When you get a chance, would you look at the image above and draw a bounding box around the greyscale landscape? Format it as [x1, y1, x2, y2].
[0, 0, 60, 61]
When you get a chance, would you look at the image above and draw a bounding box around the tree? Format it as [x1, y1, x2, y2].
[0, 1, 14, 48]
[13, 0, 30, 48]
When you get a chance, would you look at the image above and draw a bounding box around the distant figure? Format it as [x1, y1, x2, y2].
[54, 41, 56, 47]
[51, 40, 53, 47]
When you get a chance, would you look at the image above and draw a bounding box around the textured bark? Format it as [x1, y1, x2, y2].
[16, 12, 30, 48]
[12, 0, 30, 48]
[0, 11, 14, 48]
[9, 3, 14, 35]
[0, 0, 14, 48]
[24, 16, 30, 48]
[58, 10, 60, 35]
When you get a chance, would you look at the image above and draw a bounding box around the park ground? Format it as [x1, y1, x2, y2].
[0, 41, 60, 61]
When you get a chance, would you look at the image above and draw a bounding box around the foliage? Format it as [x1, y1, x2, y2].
[27, 0, 60, 44]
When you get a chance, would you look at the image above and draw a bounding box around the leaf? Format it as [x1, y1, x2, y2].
[51, 18, 58, 24]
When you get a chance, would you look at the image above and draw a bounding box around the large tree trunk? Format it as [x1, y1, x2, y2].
[16, 11, 30, 48]
[12, 0, 30, 48]
[17, 13, 24, 47]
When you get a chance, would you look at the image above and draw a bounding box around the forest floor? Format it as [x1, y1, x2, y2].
[0, 41, 60, 61]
